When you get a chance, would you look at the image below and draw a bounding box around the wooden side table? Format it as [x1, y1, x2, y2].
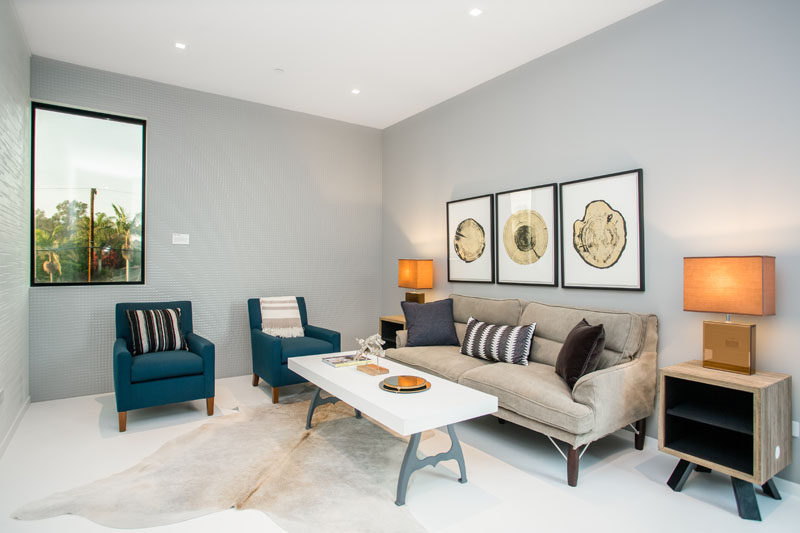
[658, 360, 792, 520]
[379, 315, 406, 349]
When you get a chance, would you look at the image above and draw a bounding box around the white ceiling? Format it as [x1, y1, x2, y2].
[13, 0, 662, 129]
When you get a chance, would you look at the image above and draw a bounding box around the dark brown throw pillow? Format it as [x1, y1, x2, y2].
[555, 319, 606, 389]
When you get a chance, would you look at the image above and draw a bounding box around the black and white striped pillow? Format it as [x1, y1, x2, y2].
[460, 317, 535, 366]
[125, 308, 188, 356]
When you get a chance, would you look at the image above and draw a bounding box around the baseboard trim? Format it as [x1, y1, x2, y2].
[0, 396, 31, 459]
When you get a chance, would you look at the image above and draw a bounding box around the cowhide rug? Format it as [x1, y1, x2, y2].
[13, 393, 427, 532]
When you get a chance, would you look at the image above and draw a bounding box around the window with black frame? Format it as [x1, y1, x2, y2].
[31, 102, 146, 285]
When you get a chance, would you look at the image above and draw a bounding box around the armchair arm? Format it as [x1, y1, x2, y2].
[571, 350, 657, 438]
[185, 332, 215, 398]
[304, 324, 341, 352]
[113, 338, 132, 412]
[251, 328, 283, 383]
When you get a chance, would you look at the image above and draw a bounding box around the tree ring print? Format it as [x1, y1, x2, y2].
[503, 209, 548, 265]
[454, 218, 486, 263]
[573, 200, 627, 268]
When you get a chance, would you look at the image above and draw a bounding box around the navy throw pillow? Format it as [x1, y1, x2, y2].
[401, 298, 460, 347]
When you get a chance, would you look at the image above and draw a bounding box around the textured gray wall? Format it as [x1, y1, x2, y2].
[29, 57, 382, 402]
[381, 0, 800, 482]
[0, 0, 30, 454]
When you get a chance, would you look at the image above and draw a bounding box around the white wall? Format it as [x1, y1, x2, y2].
[29, 57, 383, 402]
[0, 0, 31, 456]
[381, 0, 800, 482]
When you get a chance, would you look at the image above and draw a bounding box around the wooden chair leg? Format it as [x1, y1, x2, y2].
[206, 397, 214, 416]
[118, 412, 127, 432]
[272, 386, 279, 404]
[634, 418, 646, 450]
[252, 373, 259, 387]
[567, 446, 579, 487]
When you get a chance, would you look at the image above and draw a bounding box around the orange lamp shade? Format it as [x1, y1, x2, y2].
[683, 256, 775, 316]
[398, 259, 433, 290]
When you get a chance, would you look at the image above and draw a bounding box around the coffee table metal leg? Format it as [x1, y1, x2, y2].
[305, 387, 363, 429]
[395, 432, 421, 506]
[395, 424, 468, 506]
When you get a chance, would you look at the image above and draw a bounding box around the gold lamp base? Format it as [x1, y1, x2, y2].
[702, 320, 756, 375]
[405, 292, 425, 304]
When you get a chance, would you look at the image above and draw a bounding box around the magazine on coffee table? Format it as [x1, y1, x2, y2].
[322, 353, 371, 368]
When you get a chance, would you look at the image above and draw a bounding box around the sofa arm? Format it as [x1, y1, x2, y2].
[305, 324, 341, 352]
[571, 350, 657, 438]
[396, 330, 408, 348]
[186, 332, 215, 398]
[113, 338, 132, 412]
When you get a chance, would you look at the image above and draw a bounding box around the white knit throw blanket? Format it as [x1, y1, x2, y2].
[260, 297, 304, 338]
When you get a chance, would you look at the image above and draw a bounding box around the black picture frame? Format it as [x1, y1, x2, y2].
[446, 194, 495, 283]
[559, 169, 644, 291]
[30, 101, 147, 286]
[495, 183, 558, 286]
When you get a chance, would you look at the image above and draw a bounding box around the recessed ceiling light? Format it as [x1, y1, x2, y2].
[174, 42, 187, 50]
[351, 88, 361, 95]
[469, 8, 483, 17]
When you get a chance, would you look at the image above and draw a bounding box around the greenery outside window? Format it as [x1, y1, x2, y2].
[31, 102, 146, 285]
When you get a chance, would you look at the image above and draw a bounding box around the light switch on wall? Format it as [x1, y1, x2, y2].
[172, 233, 190, 245]
[793, 420, 799, 438]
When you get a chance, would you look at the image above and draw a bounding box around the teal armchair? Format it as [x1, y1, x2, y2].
[248, 297, 340, 403]
[114, 301, 215, 431]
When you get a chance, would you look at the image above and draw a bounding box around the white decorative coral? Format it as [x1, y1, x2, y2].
[356, 333, 386, 364]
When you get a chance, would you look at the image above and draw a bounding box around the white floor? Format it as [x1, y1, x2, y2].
[0, 375, 797, 533]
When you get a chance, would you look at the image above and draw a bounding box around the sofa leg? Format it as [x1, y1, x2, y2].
[567, 447, 579, 487]
[272, 387, 279, 404]
[634, 418, 646, 450]
[252, 373, 259, 387]
[206, 397, 214, 416]
[118, 412, 127, 432]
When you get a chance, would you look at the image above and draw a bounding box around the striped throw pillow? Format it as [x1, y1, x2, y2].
[125, 308, 188, 356]
[460, 316, 535, 366]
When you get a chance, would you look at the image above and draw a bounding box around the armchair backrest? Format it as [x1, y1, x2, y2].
[247, 297, 308, 330]
[115, 301, 194, 350]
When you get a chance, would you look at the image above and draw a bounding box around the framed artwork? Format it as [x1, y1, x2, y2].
[559, 169, 644, 291]
[447, 194, 494, 283]
[495, 183, 558, 286]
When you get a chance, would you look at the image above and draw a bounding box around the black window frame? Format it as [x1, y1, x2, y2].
[30, 101, 147, 287]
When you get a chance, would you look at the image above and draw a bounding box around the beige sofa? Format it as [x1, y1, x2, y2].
[386, 294, 659, 486]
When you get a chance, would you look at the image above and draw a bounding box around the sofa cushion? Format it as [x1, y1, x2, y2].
[450, 294, 523, 326]
[555, 319, 606, 389]
[385, 345, 491, 381]
[461, 317, 534, 365]
[280, 336, 335, 363]
[401, 299, 460, 347]
[455, 322, 467, 344]
[459, 362, 594, 434]
[520, 301, 643, 368]
[131, 350, 204, 383]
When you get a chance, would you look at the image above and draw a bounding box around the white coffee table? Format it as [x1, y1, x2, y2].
[289, 352, 498, 505]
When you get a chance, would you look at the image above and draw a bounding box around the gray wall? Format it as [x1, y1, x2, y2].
[0, 0, 30, 455]
[381, 0, 800, 482]
[29, 57, 382, 402]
